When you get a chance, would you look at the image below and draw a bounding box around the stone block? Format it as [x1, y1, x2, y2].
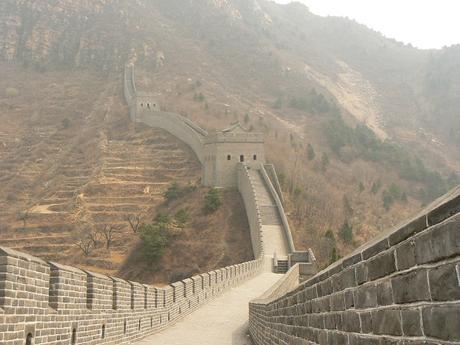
[342, 311, 360, 333]
[401, 309, 422, 336]
[422, 304, 460, 341]
[355, 283, 377, 309]
[344, 290, 354, 309]
[367, 251, 396, 281]
[317, 279, 333, 297]
[427, 194, 460, 226]
[355, 264, 368, 285]
[332, 268, 356, 292]
[389, 215, 427, 246]
[415, 213, 460, 264]
[330, 293, 345, 311]
[395, 240, 416, 271]
[428, 263, 460, 301]
[377, 280, 393, 306]
[342, 253, 362, 269]
[392, 269, 430, 303]
[363, 238, 389, 260]
[371, 308, 402, 336]
[359, 311, 373, 333]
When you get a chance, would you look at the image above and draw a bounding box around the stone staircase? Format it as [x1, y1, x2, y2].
[247, 168, 289, 258]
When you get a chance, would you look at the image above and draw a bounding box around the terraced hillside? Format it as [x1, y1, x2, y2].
[0, 63, 252, 282]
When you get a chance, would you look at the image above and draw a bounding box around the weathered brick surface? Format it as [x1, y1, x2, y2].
[249, 189, 460, 345]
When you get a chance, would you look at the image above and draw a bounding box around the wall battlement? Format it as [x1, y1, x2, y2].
[249, 186, 460, 345]
[0, 245, 263, 345]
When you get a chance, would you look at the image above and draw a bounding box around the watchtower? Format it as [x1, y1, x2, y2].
[203, 123, 265, 188]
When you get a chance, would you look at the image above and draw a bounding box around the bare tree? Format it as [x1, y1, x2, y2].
[87, 230, 101, 247]
[75, 234, 94, 256]
[17, 210, 30, 230]
[98, 224, 120, 250]
[124, 213, 142, 233]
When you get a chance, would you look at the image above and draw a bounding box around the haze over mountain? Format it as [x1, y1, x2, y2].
[0, 0, 459, 273]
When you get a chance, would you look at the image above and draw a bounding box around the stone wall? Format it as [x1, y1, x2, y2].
[0, 246, 263, 345]
[249, 187, 460, 345]
[237, 163, 264, 260]
[260, 164, 296, 253]
[137, 111, 206, 164]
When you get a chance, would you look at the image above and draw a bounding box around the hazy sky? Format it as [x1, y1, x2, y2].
[273, 0, 460, 49]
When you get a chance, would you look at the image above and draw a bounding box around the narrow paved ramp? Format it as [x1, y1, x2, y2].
[248, 169, 289, 257]
[136, 273, 281, 345]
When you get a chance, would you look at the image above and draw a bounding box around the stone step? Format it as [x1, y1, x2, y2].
[248, 169, 275, 205]
[260, 206, 282, 225]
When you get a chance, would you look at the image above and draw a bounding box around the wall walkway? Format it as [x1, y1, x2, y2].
[136, 272, 281, 345]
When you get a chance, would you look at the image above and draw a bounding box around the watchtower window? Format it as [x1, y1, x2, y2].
[101, 325, 105, 339]
[253, 154, 257, 161]
[141, 103, 144, 107]
[26, 334, 33, 345]
[147, 103, 150, 109]
[227, 155, 231, 161]
[240, 155, 244, 162]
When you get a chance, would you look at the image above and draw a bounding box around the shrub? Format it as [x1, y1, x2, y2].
[371, 180, 382, 194]
[339, 222, 353, 244]
[203, 188, 222, 214]
[175, 209, 190, 229]
[307, 143, 315, 161]
[329, 246, 341, 264]
[138, 223, 168, 263]
[383, 191, 394, 211]
[321, 153, 330, 171]
[163, 182, 195, 203]
[164, 183, 181, 201]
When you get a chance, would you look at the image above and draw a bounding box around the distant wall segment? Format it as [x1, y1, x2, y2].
[249, 187, 460, 345]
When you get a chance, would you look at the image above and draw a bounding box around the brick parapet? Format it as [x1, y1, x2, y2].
[249, 186, 460, 345]
[0, 244, 263, 345]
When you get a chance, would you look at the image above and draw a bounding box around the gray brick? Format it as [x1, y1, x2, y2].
[395, 240, 416, 271]
[422, 304, 460, 341]
[392, 270, 430, 303]
[355, 264, 368, 285]
[377, 280, 393, 306]
[389, 215, 427, 246]
[401, 309, 422, 336]
[427, 194, 460, 226]
[342, 311, 360, 333]
[330, 293, 345, 311]
[428, 263, 460, 301]
[415, 213, 460, 265]
[360, 311, 373, 333]
[355, 283, 377, 309]
[367, 251, 396, 281]
[344, 290, 354, 309]
[363, 238, 389, 260]
[372, 308, 402, 336]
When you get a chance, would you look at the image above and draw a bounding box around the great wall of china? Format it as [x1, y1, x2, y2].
[0, 65, 459, 345]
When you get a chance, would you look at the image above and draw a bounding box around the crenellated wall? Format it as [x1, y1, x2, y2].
[237, 163, 264, 260]
[249, 187, 460, 345]
[0, 246, 263, 345]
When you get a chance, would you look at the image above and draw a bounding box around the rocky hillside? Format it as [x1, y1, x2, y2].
[0, 0, 459, 267]
[0, 62, 252, 284]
